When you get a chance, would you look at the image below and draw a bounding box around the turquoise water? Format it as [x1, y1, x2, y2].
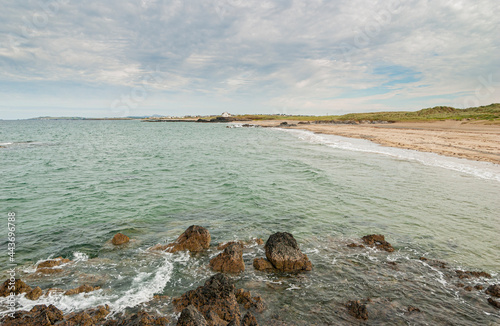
[1, 120, 499, 325]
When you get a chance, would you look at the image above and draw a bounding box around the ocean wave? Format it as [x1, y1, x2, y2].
[281, 129, 500, 182]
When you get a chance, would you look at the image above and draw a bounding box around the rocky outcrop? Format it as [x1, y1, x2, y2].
[107, 310, 170, 325]
[26, 286, 43, 300]
[361, 234, 394, 252]
[455, 270, 491, 279]
[177, 305, 208, 326]
[488, 298, 500, 309]
[112, 233, 130, 245]
[173, 273, 240, 325]
[0, 279, 32, 296]
[486, 284, 500, 297]
[252, 258, 275, 272]
[64, 284, 100, 296]
[62, 304, 110, 325]
[262, 232, 312, 273]
[153, 226, 211, 253]
[210, 243, 245, 273]
[1, 304, 64, 326]
[36, 257, 70, 274]
[346, 300, 368, 320]
[235, 289, 265, 313]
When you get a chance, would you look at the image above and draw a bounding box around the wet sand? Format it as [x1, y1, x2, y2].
[243, 120, 500, 164]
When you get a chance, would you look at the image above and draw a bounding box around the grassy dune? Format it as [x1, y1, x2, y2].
[233, 103, 500, 123]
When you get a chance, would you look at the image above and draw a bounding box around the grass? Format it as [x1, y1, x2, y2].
[231, 103, 500, 123]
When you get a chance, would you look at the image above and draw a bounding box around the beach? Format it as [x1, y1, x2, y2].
[243, 120, 500, 164]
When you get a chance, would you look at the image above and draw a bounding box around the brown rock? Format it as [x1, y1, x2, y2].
[26, 286, 43, 300]
[464, 285, 473, 291]
[62, 305, 110, 326]
[253, 258, 275, 272]
[37, 268, 65, 275]
[177, 305, 208, 326]
[242, 312, 258, 326]
[264, 232, 312, 273]
[235, 289, 265, 313]
[486, 284, 500, 297]
[474, 284, 484, 290]
[488, 297, 500, 309]
[37, 257, 70, 269]
[217, 241, 243, 251]
[346, 300, 368, 320]
[455, 270, 491, 279]
[210, 243, 245, 273]
[166, 225, 211, 253]
[361, 234, 394, 252]
[64, 284, 100, 296]
[112, 233, 130, 245]
[1, 304, 64, 326]
[255, 238, 264, 245]
[347, 243, 365, 248]
[407, 305, 421, 313]
[116, 310, 169, 325]
[173, 273, 241, 324]
[0, 279, 32, 296]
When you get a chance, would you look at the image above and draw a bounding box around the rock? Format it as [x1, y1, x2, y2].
[361, 234, 394, 252]
[264, 232, 312, 272]
[64, 284, 100, 296]
[36, 268, 65, 274]
[62, 305, 110, 326]
[235, 289, 265, 313]
[112, 233, 130, 245]
[242, 312, 258, 326]
[26, 286, 43, 300]
[486, 284, 500, 297]
[488, 298, 500, 309]
[173, 273, 240, 325]
[210, 243, 245, 273]
[455, 270, 491, 279]
[177, 305, 208, 326]
[464, 285, 473, 291]
[0, 279, 32, 296]
[347, 243, 365, 248]
[279, 122, 288, 126]
[474, 284, 484, 290]
[37, 257, 70, 269]
[217, 241, 243, 251]
[166, 225, 211, 253]
[115, 310, 169, 325]
[1, 304, 64, 326]
[255, 238, 264, 245]
[253, 258, 275, 272]
[346, 300, 368, 320]
[407, 306, 421, 313]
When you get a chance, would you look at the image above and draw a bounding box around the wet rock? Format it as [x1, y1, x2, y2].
[264, 232, 312, 272]
[419, 257, 447, 268]
[347, 243, 365, 248]
[474, 284, 484, 290]
[62, 305, 110, 326]
[455, 270, 491, 279]
[255, 238, 264, 245]
[44, 288, 65, 296]
[112, 232, 130, 245]
[1, 304, 64, 326]
[217, 241, 243, 251]
[210, 243, 245, 273]
[488, 298, 500, 309]
[116, 310, 169, 325]
[361, 234, 394, 252]
[464, 285, 473, 291]
[36, 267, 66, 274]
[177, 305, 208, 326]
[173, 273, 240, 324]
[26, 286, 43, 300]
[242, 312, 259, 326]
[486, 284, 500, 297]
[235, 289, 265, 313]
[346, 300, 368, 320]
[166, 225, 211, 253]
[37, 257, 70, 269]
[407, 305, 421, 313]
[0, 278, 32, 296]
[253, 258, 276, 272]
[64, 284, 100, 295]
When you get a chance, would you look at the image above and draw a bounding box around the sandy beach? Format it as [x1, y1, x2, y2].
[242, 120, 500, 164]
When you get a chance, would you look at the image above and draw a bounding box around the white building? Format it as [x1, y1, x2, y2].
[221, 112, 231, 117]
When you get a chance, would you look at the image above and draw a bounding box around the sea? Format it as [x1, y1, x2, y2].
[1, 120, 499, 325]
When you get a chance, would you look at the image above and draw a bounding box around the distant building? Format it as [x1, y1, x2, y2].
[221, 112, 231, 117]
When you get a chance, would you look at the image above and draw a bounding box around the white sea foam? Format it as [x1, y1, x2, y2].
[73, 252, 89, 262]
[281, 129, 500, 182]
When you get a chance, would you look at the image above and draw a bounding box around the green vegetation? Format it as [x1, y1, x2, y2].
[233, 103, 500, 123]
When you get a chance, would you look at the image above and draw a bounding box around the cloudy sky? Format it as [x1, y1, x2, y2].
[1, 0, 499, 119]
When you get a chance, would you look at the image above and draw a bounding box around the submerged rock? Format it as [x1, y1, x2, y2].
[488, 298, 500, 309]
[486, 284, 500, 297]
[64, 284, 100, 296]
[0, 279, 32, 296]
[109, 310, 169, 325]
[347, 243, 365, 248]
[407, 305, 421, 313]
[361, 234, 394, 252]
[235, 289, 265, 313]
[111, 232, 130, 245]
[264, 232, 312, 272]
[1, 304, 64, 326]
[173, 273, 241, 324]
[346, 300, 368, 320]
[26, 286, 43, 300]
[177, 305, 208, 326]
[210, 243, 245, 273]
[153, 225, 211, 253]
[36, 257, 71, 274]
[455, 270, 491, 279]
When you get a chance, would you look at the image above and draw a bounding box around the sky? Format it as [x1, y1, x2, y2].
[1, 0, 499, 119]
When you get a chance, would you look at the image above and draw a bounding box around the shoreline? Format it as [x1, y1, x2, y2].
[240, 120, 500, 165]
